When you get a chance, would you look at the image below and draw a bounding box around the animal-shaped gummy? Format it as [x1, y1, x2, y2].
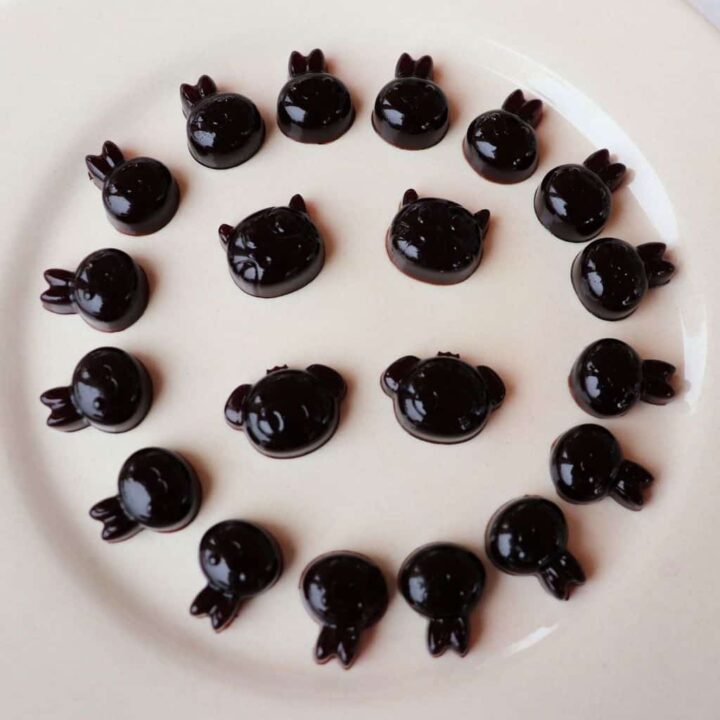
[398, 543, 486, 657]
[534, 149, 626, 242]
[550, 424, 653, 510]
[301, 551, 388, 669]
[85, 141, 179, 235]
[218, 194, 324, 298]
[90, 448, 201, 541]
[569, 338, 675, 417]
[486, 496, 586, 600]
[40, 347, 153, 433]
[276, 49, 354, 144]
[381, 353, 505, 443]
[40, 248, 148, 332]
[571, 238, 675, 320]
[387, 189, 490, 284]
[463, 89, 543, 183]
[225, 364, 346, 458]
[180, 74, 264, 169]
[190, 520, 283, 632]
[372, 53, 449, 150]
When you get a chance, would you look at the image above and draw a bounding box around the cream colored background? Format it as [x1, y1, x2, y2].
[1, 0, 719, 718]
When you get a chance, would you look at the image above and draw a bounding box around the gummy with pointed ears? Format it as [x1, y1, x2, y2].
[534, 149, 626, 242]
[190, 520, 283, 632]
[218, 194, 324, 298]
[569, 338, 675, 417]
[486, 496, 586, 600]
[463, 89, 543, 183]
[225, 364, 346, 458]
[301, 551, 388, 669]
[180, 74, 264, 169]
[372, 53, 449, 150]
[40, 248, 148, 332]
[398, 543, 486, 658]
[277, 49, 354, 144]
[85, 141, 179, 235]
[40, 347, 153, 433]
[550, 424, 653, 510]
[382, 352, 505, 444]
[387, 189, 490, 285]
[571, 238, 675, 320]
[90, 448, 201, 542]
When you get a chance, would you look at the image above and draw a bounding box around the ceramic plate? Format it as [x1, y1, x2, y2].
[1, 0, 719, 717]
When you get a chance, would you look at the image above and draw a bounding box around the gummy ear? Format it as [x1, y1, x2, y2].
[640, 359, 675, 405]
[637, 242, 675, 288]
[501, 89, 526, 114]
[583, 149, 626, 191]
[583, 149, 610, 174]
[218, 224, 234, 249]
[41, 269, 76, 314]
[382, 356, 420, 396]
[89, 496, 141, 542]
[474, 209, 490, 236]
[476, 366, 506, 410]
[289, 194, 307, 213]
[315, 625, 360, 668]
[538, 550, 585, 600]
[225, 384, 251, 428]
[180, 75, 217, 117]
[395, 53, 433, 79]
[190, 585, 241, 632]
[427, 616, 470, 657]
[307, 364, 346, 400]
[518, 98, 543, 127]
[40, 386, 87, 431]
[395, 53, 415, 78]
[289, 49, 326, 76]
[86, 141, 124, 188]
[610, 459, 653, 511]
[401, 188, 419, 207]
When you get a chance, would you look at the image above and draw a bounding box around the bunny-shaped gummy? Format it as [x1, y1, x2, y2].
[301, 551, 388, 669]
[534, 149, 626, 242]
[486, 496, 586, 600]
[550, 424, 653, 510]
[277, 49, 354, 143]
[85, 141, 179, 235]
[382, 352, 505, 443]
[190, 520, 283, 632]
[218, 194, 324, 298]
[569, 338, 675, 417]
[464, 89, 543, 183]
[40, 347, 153, 433]
[41, 248, 148, 332]
[180, 74, 264, 169]
[90, 448, 201, 542]
[225, 364, 346, 458]
[399, 543, 486, 657]
[372, 53, 449, 150]
[387, 189, 490, 284]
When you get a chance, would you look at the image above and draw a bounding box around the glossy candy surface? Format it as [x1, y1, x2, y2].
[569, 338, 675, 417]
[572, 238, 675, 320]
[398, 543, 485, 657]
[90, 448, 201, 541]
[86, 141, 179, 235]
[218, 194, 324, 298]
[534, 149, 626, 242]
[40, 248, 148, 332]
[40, 347, 152, 433]
[301, 551, 388, 668]
[277, 49, 354, 144]
[463, 89, 543, 183]
[190, 520, 283, 632]
[387, 189, 490, 284]
[382, 353, 505, 443]
[550, 424, 653, 509]
[486, 496, 586, 600]
[180, 75, 264, 169]
[225, 364, 346, 458]
[372, 53, 449, 150]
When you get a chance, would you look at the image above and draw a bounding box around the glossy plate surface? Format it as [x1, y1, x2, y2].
[1, 0, 719, 717]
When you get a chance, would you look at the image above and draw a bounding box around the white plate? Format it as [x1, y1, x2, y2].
[1, 0, 719, 717]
